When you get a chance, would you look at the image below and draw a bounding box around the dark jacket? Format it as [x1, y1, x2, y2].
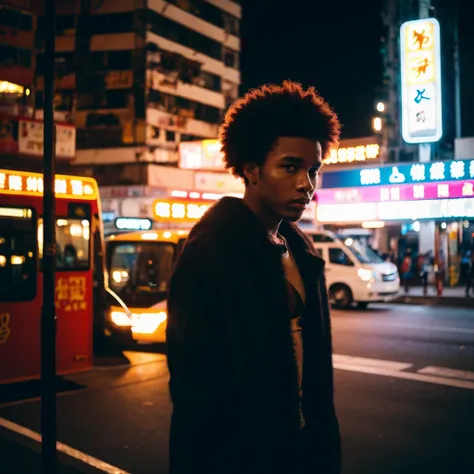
[166, 197, 340, 474]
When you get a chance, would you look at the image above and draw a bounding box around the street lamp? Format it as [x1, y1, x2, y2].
[376, 101, 385, 113]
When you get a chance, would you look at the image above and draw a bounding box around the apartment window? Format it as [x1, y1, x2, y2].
[193, 71, 221, 93]
[90, 52, 106, 70]
[0, 45, 31, 68]
[224, 14, 239, 36]
[223, 47, 239, 69]
[147, 10, 223, 62]
[107, 51, 132, 70]
[56, 15, 75, 32]
[105, 89, 129, 109]
[88, 12, 133, 34]
[166, 130, 175, 142]
[0, 7, 32, 31]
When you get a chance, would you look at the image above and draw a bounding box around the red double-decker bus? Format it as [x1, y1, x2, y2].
[0, 168, 131, 384]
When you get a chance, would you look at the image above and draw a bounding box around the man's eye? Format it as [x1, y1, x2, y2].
[284, 165, 297, 172]
[309, 168, 319, 177]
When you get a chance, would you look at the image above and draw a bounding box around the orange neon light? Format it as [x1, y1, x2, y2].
[153, 199, 212, 223]
[0, 169, 98, 200]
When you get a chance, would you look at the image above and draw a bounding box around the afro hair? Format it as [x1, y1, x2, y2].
[218, 80, 341, 180]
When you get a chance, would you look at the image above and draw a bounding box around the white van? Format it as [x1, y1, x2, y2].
[306, 230, 400, 309]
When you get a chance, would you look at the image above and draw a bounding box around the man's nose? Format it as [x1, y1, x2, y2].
[297, 173, 315, 192]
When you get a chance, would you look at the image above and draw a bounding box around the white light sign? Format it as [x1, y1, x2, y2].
[400, 18, 443, 144]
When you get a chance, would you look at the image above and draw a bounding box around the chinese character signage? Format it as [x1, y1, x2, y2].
[321, 159, 474, 189]
[400, 18, 443, 144]
[17, 119, 76, 159]
[153, 199, 211, 223]
[0, 168, 98, 199]
[323, 143, 380, 165]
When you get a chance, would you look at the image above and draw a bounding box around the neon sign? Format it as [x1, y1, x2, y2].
[317, 180, 474, 205]
[0, 169, 98, 200]
[323, 144, 380, 165]
[114, 218, 153, 231]
[321, 159, 474, 189]
[153, 199, 211, 223]
[400, 18, 443, 143]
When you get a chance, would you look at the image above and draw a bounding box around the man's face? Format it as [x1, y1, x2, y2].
[247, 137, 323, 222]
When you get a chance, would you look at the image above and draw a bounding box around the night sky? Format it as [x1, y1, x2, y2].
[239, 0, 385, 140]
[239, 0, 474, 141]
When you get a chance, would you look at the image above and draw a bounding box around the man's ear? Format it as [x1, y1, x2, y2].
[242, 163, 260, 185]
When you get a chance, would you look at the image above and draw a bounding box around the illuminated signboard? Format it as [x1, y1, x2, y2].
[321, 159, 474, 189]
[400, 18, 442, 144]
[153, 199, 212, 223]
[323, 144, 380, 165]
[317, 180, 474, 205]
[317, 198, 474, 223]
[178, 139, 225, 171]
[0, 169, 98, 200]
[114, 218, 153, 231]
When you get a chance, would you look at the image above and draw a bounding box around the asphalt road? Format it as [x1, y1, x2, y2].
[1, 303, 474, 474]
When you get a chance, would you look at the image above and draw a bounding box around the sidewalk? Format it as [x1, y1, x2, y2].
[392, 285, 474, 308]
[1, 436, 92, 474]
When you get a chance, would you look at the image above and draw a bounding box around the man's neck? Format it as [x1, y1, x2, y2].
[242, 192, 281, 238]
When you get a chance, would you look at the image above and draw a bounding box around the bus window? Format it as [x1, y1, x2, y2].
[0, 206, 37, 302]
[38, 218, 91, 270]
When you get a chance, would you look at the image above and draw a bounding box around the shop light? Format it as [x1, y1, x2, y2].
[362, 221, 385, 229]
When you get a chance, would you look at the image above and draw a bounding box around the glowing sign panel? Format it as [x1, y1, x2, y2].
[324, 144, 380, 165]
[400, 18, 442, 143]
[317, 180, 474, 205]
[115, 218, 153, 231]
[0, 169, 97, 199]
[153, 199, 211, 223]
[320, 159, 474, 189]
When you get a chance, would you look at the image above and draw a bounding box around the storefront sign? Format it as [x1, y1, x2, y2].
[317, 179, 474, 205]
[153, 198, 211, 223]
[400, 18, 443, 143]
[321, 159, 474, 189]
[323, 143, 380, 165]
[18, 119, 76, 159]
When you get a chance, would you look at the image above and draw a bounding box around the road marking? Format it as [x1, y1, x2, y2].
[418, 366, 474, 381]
[333, 354, 412, 371]
[0, 417, 130, 474]
[334, 360, 474, 390]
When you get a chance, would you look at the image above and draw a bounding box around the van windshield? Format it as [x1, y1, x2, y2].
[342, 238, 383, 264]
[107, 241, 176, 307]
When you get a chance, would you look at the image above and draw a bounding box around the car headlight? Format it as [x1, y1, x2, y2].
[358, 268, 376, 282]
[110, 310, 133, 326]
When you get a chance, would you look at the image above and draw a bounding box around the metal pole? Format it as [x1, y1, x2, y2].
[41, 0, 57, 472]
[453, 0, 462, 138]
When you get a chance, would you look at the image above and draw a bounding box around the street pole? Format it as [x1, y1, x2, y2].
[453, 0, 462, 138]
[41, 0, 57, 472]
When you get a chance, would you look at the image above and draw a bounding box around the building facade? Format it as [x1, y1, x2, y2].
[32, 0, 241, 186]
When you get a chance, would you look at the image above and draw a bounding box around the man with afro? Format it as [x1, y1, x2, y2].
[167, 80, 342, 474]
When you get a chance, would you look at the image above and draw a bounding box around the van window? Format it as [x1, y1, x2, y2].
[329, 248, 353, 266]
[310, 233, 335, 243]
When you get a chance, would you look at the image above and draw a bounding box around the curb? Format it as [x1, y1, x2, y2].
[391, 296, 474, 308]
